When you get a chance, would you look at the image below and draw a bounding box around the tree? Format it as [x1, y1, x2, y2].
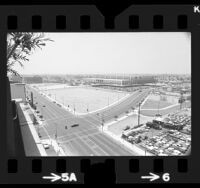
[7, 32, 53, 76]
[33, 115, 38, 125]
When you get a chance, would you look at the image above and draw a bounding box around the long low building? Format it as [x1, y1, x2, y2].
[83, 76, 156, 86]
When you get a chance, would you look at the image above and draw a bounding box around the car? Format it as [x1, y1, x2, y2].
[43, 144, 50, 149]
[123, 126, 130, 131]
[65, 126, 68, 129]
[71, 124, 79, 127]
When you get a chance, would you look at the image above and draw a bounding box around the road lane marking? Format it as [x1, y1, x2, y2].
[58, 132, 100, 144]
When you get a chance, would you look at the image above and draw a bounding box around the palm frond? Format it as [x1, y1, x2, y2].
[7, 32, 54, 76]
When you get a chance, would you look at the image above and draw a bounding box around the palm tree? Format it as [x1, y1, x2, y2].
[7, 32, 53, 76]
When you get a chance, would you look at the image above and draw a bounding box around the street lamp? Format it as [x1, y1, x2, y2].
[157, 93, 161, 114]
[97, 113, 104, 131]
[101, 114, 104, 131]
[54, 122, 60, 156]
[138, 102, 141, 126]
[73, 103, 76, 115]
[62, 96, 64, 105]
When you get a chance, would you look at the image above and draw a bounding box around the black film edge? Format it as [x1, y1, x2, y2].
[0, 4, 198, 184]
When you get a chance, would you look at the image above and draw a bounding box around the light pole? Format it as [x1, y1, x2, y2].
[97, 113, 104, 131]
[87, 103, 89, 113]
[62, 96, 64, 105]
[73, 103, 76, 115]
[138, 102, 141, 126]
[157, 93, 161, 115]
[100, 113, 104, 131]
[54, 122, 60, 156]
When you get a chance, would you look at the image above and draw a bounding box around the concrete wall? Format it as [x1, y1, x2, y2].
[6, 77, 16, 156]
[10, 83, 26, 102]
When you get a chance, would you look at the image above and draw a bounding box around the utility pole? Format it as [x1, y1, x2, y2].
[73, 103, 76, 114]
[55, 123, 57, 142]
[138, 102, 141, 126]
[179, 91, 184, 110]
[31, 92, 33, 107]
[55, 122, 59, 156]
[157, 94, 161, 114]
[101, 114, 104, 131]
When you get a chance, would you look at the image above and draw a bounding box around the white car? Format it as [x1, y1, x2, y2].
[43, 144, 50, 149]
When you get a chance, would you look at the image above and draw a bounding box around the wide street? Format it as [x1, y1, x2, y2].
[27, 85, 150, 156]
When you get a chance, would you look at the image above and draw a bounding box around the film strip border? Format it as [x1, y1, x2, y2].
[0, 5, 199, 184]
[4, 158, 189, 183]
[0, 5, 198, 31]
[5, 13, 188, 30]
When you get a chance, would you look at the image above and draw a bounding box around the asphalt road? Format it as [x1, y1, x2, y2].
[26, 85, 149, 156]
[83, 89, 150, 124]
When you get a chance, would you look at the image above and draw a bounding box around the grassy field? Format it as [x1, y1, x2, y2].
[141, 93, 179, 110]
[140, 101, 191, 117]
[141, 99, 172, 109]
[47, 87, 128, 113]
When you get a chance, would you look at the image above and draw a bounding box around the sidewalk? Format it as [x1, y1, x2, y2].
[102, 126, 153, 156]
[102, 116, 153, 156]
[18, 102, 47, 156]
[27, 96, 66, 156]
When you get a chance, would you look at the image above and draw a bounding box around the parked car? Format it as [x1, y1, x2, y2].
[43, 144, 50, 149]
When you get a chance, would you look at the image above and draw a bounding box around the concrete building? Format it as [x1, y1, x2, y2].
[10, 83, 26, 102]
[83, 76, 156, 86]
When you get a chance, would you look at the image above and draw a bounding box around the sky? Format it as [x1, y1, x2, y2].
[10, 32, 191, 75]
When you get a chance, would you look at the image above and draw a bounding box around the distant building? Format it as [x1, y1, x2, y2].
[129, 76, 156, 85]
[83, 76, 156, 86]
[23, 76, 43, 84]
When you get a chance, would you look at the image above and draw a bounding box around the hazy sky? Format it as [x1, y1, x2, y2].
[11, 32, 191, 75]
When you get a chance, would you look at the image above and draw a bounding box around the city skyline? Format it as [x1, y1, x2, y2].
[10, 32, 191, 75]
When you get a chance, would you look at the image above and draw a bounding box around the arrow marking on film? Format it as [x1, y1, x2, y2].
[42, 173, 61, 182]
[141, 172, 160, 182]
